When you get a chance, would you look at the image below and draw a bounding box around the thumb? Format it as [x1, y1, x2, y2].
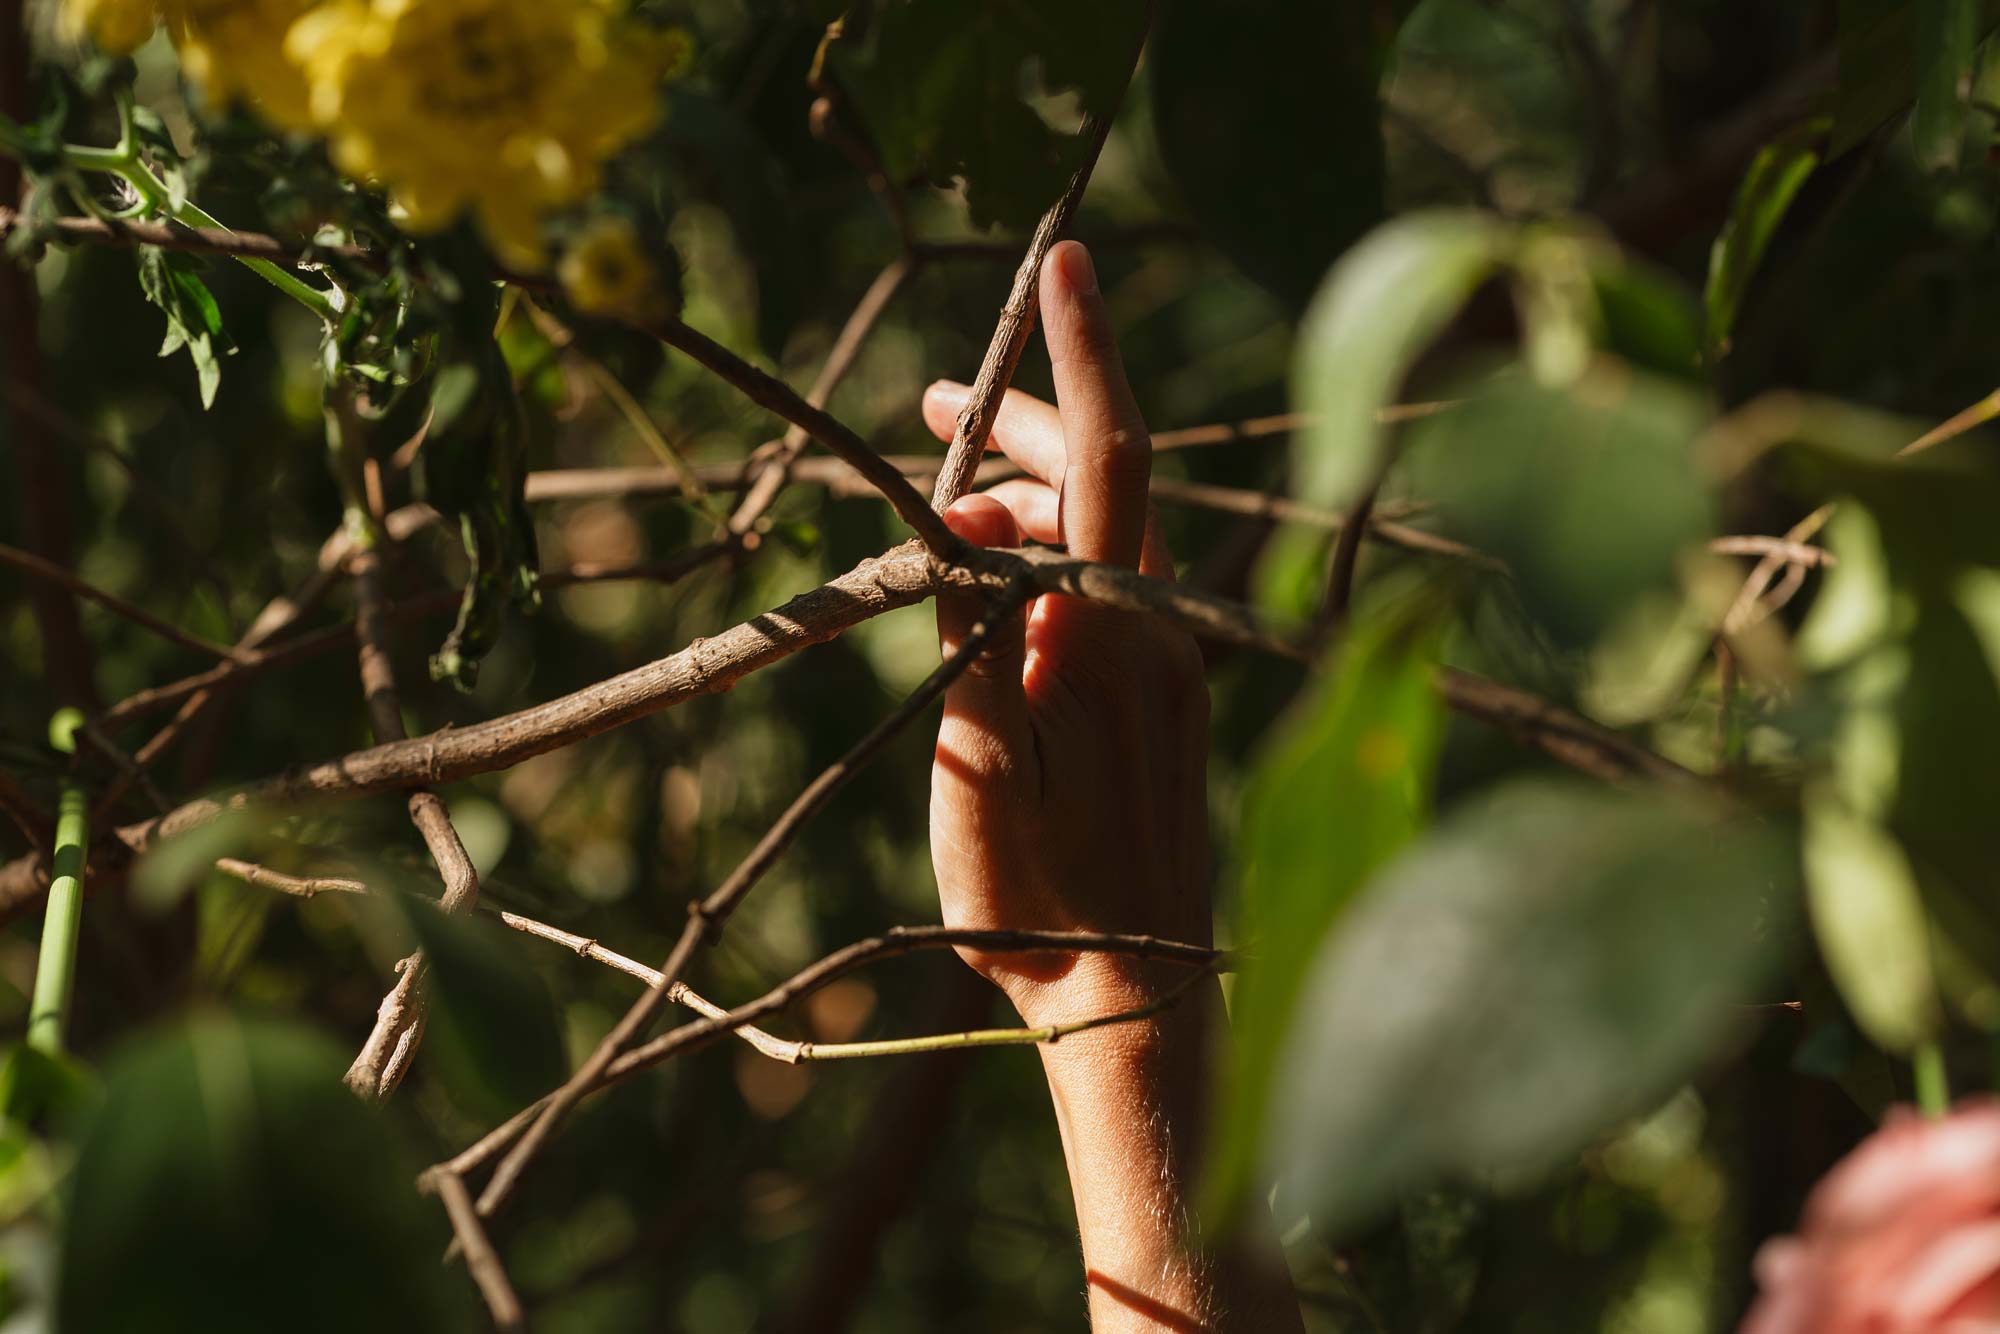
[936, 494, 1030, 745]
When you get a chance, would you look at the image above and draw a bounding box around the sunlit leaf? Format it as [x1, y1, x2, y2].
[1704, 119, 1828, 355]
[1207, 609, 1446, 1218]
[1266, 780, 1793, 1237]
[1291, 211, 1510, 517]
[1802, 789, 1942, 1053]
[57, 1014, 470, 1333]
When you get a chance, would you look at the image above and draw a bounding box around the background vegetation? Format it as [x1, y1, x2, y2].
[3, 0, 1998, 1330]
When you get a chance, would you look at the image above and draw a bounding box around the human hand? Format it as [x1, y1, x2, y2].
[926, 240, 1211, 1028]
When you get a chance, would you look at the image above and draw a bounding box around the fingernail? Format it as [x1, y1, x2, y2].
[926, 379, 969, 403]
[1056, 242, 1097, 296]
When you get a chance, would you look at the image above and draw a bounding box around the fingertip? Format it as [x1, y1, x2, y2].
[921, 380, 970, 442]
[1044, 240, 1097, 298]
[943, 493, 1020, 549]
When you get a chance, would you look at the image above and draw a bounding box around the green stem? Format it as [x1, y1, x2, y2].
[26, 712, 89, 1055]
[1914, 1040, 1951, 1118]
[4, 130, 340, 323]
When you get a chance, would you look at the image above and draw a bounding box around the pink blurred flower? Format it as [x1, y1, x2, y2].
[1742, 1100, 2000, 1334]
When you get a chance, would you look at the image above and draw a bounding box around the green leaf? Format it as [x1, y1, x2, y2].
[1206, 609, 1446, 1218]
[1704, 119, 1828, 356]
[1151, 0, 1389, 313]
[830, 0, 1147, 229]
[1397, 367, 1716, 650]
[57, 1014, 470, 1333]
[393, 899, 567, 1120]
[1889, 601, 2000, 964]
[134, 246, 231, 409]
[1589, 250, 1704, 381]
[1915, 0, 1979, 170]
[1291, 210, 1510, 516]
[1802, 789, 1943, 1053]
[1264, 780, 1793, 1238]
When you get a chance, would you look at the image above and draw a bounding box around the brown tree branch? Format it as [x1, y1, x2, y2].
[469, 579, 1034, 1225]
[0, 535, 1689, 914]
[729, 257, 915, 534]
[338, 476, 484, 1101]
[0, 542, 242, 661]
[926, 19, 1148, 511]
[435, 925, 1223, 1184]
[427, 1171, 528, 1334]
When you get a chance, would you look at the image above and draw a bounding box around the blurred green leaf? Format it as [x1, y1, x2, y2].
[1915, 0, 1979, 169]
[132, 808, 266, 914]
[1399, 367, 1715, 650]
[1265, 780, 1793, 1237]
[1207, 609, 1446, 1219]
[830, 0, 1147, 229]
[1704, 118, 1827, 355]
[0, 1044, 94, 1133]
[1291, 211, 1509, 517]
[395, 899, 568, 1120]
[57, 1013, 469, 1333]
[1802, 790, 1942, 1053]
[1890, 601, 2000, 963]
[1152, 0, 1389, 313]
[1588, 250, 1703, 381]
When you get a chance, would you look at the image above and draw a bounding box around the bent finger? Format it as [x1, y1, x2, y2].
[977, 478, 1061, 545]
[936, 495, 1030, 733]
[922, 380, 1066, 486]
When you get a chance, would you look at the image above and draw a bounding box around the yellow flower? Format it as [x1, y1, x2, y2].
[167, 0, 319, 127]
[287, 0, 684, 269]
[65, 0, 315, 125]
[63, 0, 159, 55]
[559, 215, 671, 324]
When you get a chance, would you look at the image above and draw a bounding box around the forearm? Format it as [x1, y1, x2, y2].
[1021, 969, 1304, 1333]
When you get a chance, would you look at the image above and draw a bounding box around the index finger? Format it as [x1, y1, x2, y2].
[1041, 241, 1151, 569]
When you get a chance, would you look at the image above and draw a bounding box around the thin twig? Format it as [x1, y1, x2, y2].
[927, 16, 1149, 510]
[435, 925, 1221, 1182]
[729, 256, 915, 534]
[470, 579, 1035, 1224]
[1721, 504, 1835, 636]
[0, 542, 240, 661]
[427, 1172, 528, 1333]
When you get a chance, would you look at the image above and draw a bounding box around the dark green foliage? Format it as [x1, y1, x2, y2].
[56, 1014, 470, 1333]
[827, 0, 1148, 228]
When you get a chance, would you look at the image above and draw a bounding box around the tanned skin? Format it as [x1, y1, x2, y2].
[927, 241, 1305, 1333]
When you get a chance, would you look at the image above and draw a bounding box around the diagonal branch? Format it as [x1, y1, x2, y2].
[468, 578, 1035, 1224]
[927, 16, 1149, 511]
[728, 256, 916, 534]
[0, 542, 242, 662]
[427, 1171, 528, 1333]
[0, 537, 1691, 914]
[435, 925, 1222, 1183]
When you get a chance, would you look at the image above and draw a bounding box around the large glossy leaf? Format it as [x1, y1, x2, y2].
[1290, 211, 1510, 517]
[1207, 610, 1446, 1217]
[1398, 368, 1715, 650]
[1704, 119, 1828, 356]
[1266, 780, 1794, 1237]
[1151, 0, 1391, 313]
[57, 1014, 469, 1333]
[829, 0, 1147, 229]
